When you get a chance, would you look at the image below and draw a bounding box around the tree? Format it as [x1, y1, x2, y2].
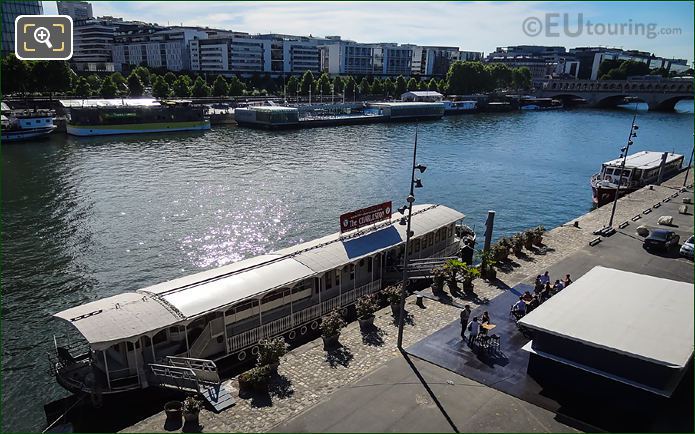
[228, 75, 245, 96]
[427, 77, 439, 92]
[86, 74, 102, 91]
[487, 62, 513, 89]
[418, 80, 429, 91]
[127, 72, 144, 96]
[285, 76, 299, 97]
[317, 72, 331, 96]
[406, 77, 418, 91]
[599, 60, 650, 80]
[511, 67, 532, 90]
[133, 66, 151, 86]
[370, 78, 384, 95]
[446, 61, 492, 94]
[438, 79, 448, 95]
[152, 76, 171, 98]
[191, 76, 210, 97]
[1, 54, 30, 94]
[300, 70, 314, 95]
[212, 75, 229, 96]
[332, 76, 344, 95]
[110, 72, 128, 94]
[344, 76, 356, 99]
[74, 77, 92, 97]
[394, 75, 407, 96]
[358, 77, 370, 96]
[99, 76, 118, 98]
[383, 77, 395, 98]
[172, 76, 191, 97]
[164, 71, 177, 85]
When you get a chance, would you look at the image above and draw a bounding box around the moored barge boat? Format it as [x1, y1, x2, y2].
[60, 98, 210, 136]
[591, 151, 684, 207]
[50, 204, 465, 396]
[1, 102, 56, 142]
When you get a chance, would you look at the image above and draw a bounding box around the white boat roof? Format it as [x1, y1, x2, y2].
[519, 266, 694, 368]
[1, 102, 10, 112]
[370, 102, 444, 107]
[59, 98, 160, 108]
[603, 151, 683, 170]
[54, 204, 464, 347]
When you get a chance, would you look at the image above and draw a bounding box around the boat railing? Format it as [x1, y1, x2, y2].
[227, 279, 382, 353]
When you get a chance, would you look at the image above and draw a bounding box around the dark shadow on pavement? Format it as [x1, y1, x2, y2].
[269, 373, 294, 399]
[361, 326, 386, 347]
[400, 349, 460, 433]
[326, 346, 354, 368]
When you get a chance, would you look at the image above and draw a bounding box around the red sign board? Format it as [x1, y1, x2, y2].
[340, 201, 392, 233]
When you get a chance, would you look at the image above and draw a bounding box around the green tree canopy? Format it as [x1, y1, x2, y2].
[383, 77, 395, 97]
[172, 76, 191, 97]
[228, 75, 245, 96]
[317, 72, 332, 95]
[446, 61, 492, 94]
[511, 67, 532, 89]
[332, 76, 344, 94]
[1, 54, 30, 94]
[127, 71, 144, 97]
[99, 76, 118, 98]
[394, 75, 407, 96]
[599, 60, 651, 80]
[300, 70, 315, 95]
[86, 74, 102, 90]
[212, 75, 229, 96]
[74, 77, 92, 97]
[164, 71, 177, 85]
[191, 76, 211, 97]
[487, 63, 513, 89]
[152, 76, 171, 98]
[110, 72, 128, 94]
[285, 76, 299, 96]
[344, 76, 356, 98]
[370, 78, 384, 95]
[133, 66, 151, 86]
[427, 78, 439, 92]
[418, 80, 429, 91]
[406, 77, 418, 91]
[358, 77, 370, 96]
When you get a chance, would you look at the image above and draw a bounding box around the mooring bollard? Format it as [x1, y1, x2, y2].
[416, 294, 424, 308]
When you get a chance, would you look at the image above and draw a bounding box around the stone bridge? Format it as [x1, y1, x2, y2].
[535, 78, 694, 111]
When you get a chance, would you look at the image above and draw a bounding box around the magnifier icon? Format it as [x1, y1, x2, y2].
[33, 26, 53, 49]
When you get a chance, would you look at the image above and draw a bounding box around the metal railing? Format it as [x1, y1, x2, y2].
[228, 279, 381, 353]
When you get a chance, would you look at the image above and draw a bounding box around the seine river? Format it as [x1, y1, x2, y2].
[2, 102, 693, 432]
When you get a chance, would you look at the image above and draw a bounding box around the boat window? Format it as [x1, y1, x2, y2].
[413, 239, 420, 252]
[605, 168, 614, 175]
[435, 230, 440, 242]
[350, 264, 355, 280]
[324, 271, 333, 289]
[235, 300, 258, 312]
[367, 257, 373, 273]
[262, 290, 283, 304]
[225, 307, 235, 316]
[335, 271, 340, 286]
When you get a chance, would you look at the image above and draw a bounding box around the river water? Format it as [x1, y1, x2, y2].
[2, 102, 693, 432]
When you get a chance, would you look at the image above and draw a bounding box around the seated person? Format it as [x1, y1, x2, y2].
[527, 295, 540, 312]
[563, 274, 572, 287]
[511, 296, 526, 319]
[522, 291, 533, 301]
[534, 275, 543, 292]
[480, 311, 491, 334]
[553, 279, 564, 292]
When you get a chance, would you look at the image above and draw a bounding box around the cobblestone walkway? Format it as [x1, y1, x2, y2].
[123, 172, 692, 433]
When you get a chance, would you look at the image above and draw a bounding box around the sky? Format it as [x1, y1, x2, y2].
[44, 1, 694, 62]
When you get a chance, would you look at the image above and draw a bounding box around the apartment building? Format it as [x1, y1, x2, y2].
[113, 27, 208, 71]
[57, 1, 93, 21]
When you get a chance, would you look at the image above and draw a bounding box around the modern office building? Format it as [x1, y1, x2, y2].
[190, 36, 271, 75]
[57, 1, 93, 21]
[412, 46, 461, 77]
[568, 47, 692, 80]
[320, 39, 420, 77]
[114, 27, 208, 72]
[1, 0, 43, 56]
[72, 18, 123, 72]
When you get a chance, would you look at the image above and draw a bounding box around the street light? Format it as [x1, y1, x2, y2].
[397, 126, 427, 350]
[607, 113, 639, 228]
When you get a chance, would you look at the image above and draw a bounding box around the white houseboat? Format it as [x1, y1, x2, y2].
[591, 151, 684, 206]
[1, 103, 56, 142]
[50, 204, 464, 396]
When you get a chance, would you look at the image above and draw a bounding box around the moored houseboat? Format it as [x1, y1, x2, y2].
[519, 97, 563, 110]
[1, 102, 56, 142]
[591, 151, 684, 206]
[60, 99, 210, 136]
[442, 100, 478, 115]
[49, 204, 464, 396]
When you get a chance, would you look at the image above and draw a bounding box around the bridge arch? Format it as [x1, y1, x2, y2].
[653, 95, 694, 111]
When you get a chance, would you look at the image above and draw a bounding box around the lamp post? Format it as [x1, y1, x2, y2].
[396, 126, 426, 350]
[607, 113, 639, 228]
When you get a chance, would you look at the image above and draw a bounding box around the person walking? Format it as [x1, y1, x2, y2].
[460, 304, 472, 340]
[467, 317, 480, 348]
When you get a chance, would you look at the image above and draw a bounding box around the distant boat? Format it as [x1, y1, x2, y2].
[1, 103, 56, 142]
[442, 100, 478, 115]
[591, 151, 684, 206]
[519, 97, 563, 111]
[60, 98, 210, 136]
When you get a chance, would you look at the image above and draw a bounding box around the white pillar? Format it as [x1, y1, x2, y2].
[103, 350, 112, 391]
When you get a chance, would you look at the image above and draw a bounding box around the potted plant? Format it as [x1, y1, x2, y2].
[383, 284, 402, 316]
[182, 396, 202, 425]
[356, 294, 378, 330]
[257, 337, 288, 371]
[431, 265, 446, 293]
[533, 225, 545, 245]
[320, 310, 346, 350]
[511, 233, 524, 255]
[523, 229, 535, 250]
[476, 249, 497, 280]
[444, 258, 466, 292]
[239, 365, 271, 393]
[164, 400, 183, 423]
[461, 263, 481, 292]
[498, 237, 512, 260]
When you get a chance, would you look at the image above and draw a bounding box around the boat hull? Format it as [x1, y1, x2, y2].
[1, 126, 56, 142]
[66, 121, 211, 136]
[591, 184, 637, 207]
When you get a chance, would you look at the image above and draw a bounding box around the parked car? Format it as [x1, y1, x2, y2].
[679, 235, 694, 259]
[642, 229, 680, 252]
